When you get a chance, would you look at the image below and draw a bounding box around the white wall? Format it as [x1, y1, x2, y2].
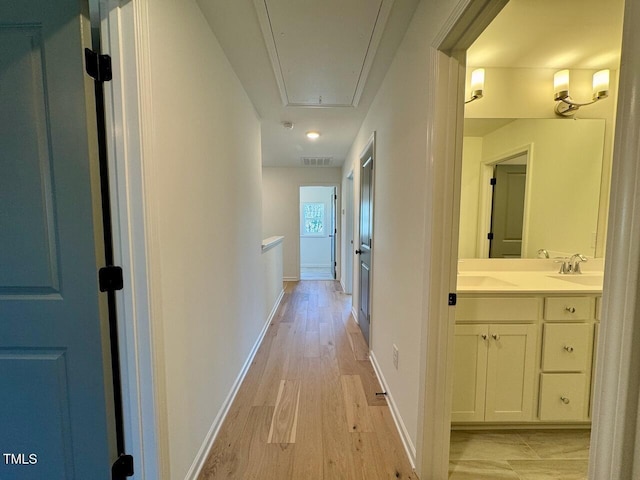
[262, 167, 342, 280]
[458, 137, 483, 258]
[341, 0, 438, 457]
[145, 1, 265, 477]
[300, 186, 334, 269]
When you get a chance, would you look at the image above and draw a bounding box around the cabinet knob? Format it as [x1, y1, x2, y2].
[565, 306, 576, 313]
[564, 345, 575, 353]
[480, 334, 488, 340]
[560, 396, 570, 405]
[492, 334, 500, 341]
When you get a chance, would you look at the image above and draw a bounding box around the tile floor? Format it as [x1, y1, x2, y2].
[449, 430, 590, 479]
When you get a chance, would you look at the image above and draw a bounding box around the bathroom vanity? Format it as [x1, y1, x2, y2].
[452, 261, 603, 427]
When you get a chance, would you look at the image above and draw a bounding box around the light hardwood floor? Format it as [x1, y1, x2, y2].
[199, 281, 418, 480]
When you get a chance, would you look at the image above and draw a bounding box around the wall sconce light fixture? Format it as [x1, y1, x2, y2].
[465, 68, 485, 104]
[554, 69, 610, 116]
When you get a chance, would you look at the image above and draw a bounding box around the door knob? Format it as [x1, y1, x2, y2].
[560, 396, 570, 404]
[355, 249, 363, 254]
[480, 334, 488, 340]
[565, 307, 576, 313]
[492, 334, 500, 341]
[564, 345, 574, 353]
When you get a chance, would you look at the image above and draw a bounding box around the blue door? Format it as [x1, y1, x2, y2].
[0, 0, 117, 478]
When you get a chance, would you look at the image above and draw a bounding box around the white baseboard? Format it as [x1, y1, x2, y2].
[351, 306, 359, 324]
[185, 288, 285, 480]
[284, 276, 299, 282]
[369, 351, 417, 468]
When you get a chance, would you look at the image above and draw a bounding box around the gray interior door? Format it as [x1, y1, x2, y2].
[357, 148, 374, 345]
[0, 1, 117, 478]
[489, 164, 527, 258]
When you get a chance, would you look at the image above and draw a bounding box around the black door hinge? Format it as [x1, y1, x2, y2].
[99, 266, 124, 292]
[487, 232, 494, 240]
[490, 177, 497, 186]
[448, 293, 457, 306]
[112, 454, 134, 479]
[85, 48, 113, 82]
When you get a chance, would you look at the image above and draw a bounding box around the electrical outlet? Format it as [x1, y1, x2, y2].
[392, 344, 399, 369]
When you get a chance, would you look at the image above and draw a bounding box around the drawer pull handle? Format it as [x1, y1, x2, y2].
[560, 396, 570, 405]
[565, 307, 576, 313]
[492, 334, 500, 341]
[480, 334, 488, 340]
[564, 345, 575, 353]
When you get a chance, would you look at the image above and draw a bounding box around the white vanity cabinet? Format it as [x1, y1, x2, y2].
[451, 297, 539, 423]
[452, 293, 599, 426]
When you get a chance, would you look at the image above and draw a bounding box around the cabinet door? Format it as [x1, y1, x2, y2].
[451, 324, 488, 422]
[485, 324, 537, 422]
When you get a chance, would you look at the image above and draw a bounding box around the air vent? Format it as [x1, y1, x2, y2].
[301, 157, 333, 167]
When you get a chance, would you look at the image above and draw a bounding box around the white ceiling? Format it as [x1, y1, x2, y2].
[198, 0, 625, 167]
[467, 0, 624, 70]
[198, 0, 420, 167]
[254, 0, 393, 107]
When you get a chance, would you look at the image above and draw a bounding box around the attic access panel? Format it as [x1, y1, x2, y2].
[254, 0, 393, 107]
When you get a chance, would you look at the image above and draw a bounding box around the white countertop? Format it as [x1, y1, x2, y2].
[457, 259, 604, 294]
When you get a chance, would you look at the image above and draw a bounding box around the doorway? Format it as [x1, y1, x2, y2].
[299, 186, 337, 280]
[488, 155, 528, 258]
[446, 0, 622, 479]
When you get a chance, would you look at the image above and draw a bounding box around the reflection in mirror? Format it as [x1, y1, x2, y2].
[458, 118, 606, 259]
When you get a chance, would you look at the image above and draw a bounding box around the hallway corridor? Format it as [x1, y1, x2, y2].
[199, 281, 417, 479]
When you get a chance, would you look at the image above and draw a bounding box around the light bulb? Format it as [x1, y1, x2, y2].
[554, 69, 570, 100]
[592, 69, 610, 100]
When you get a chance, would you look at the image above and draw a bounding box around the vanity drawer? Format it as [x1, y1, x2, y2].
[456, 297, 540, 322]
[542, 323, 593, 372]
[539, 373, 587, 421]
[544, 297, 595, 321]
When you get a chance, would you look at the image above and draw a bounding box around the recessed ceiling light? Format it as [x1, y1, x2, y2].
[306, 131, 320, 140]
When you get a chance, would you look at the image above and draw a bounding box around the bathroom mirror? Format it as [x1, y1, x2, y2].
[458, 118, 606, 259]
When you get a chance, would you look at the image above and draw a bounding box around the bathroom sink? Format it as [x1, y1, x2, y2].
[548, 274, 604, 287]
[457, 275, 516, 288]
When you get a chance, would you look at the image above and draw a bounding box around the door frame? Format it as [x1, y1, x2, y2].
[343, 170, 355, 294]
[298, 184, 340, 280]
[97, 0, 165, 477]
[417, 1, 640, 479]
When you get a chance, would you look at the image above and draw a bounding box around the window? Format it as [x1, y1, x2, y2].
[302, 202, 325, 235]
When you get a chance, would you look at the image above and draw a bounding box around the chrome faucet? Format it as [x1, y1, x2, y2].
[556, 258, 571, 274]
[556, 253, 588, 274]
[570, 253, 588, 274]
[537, 249, 550, 258]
